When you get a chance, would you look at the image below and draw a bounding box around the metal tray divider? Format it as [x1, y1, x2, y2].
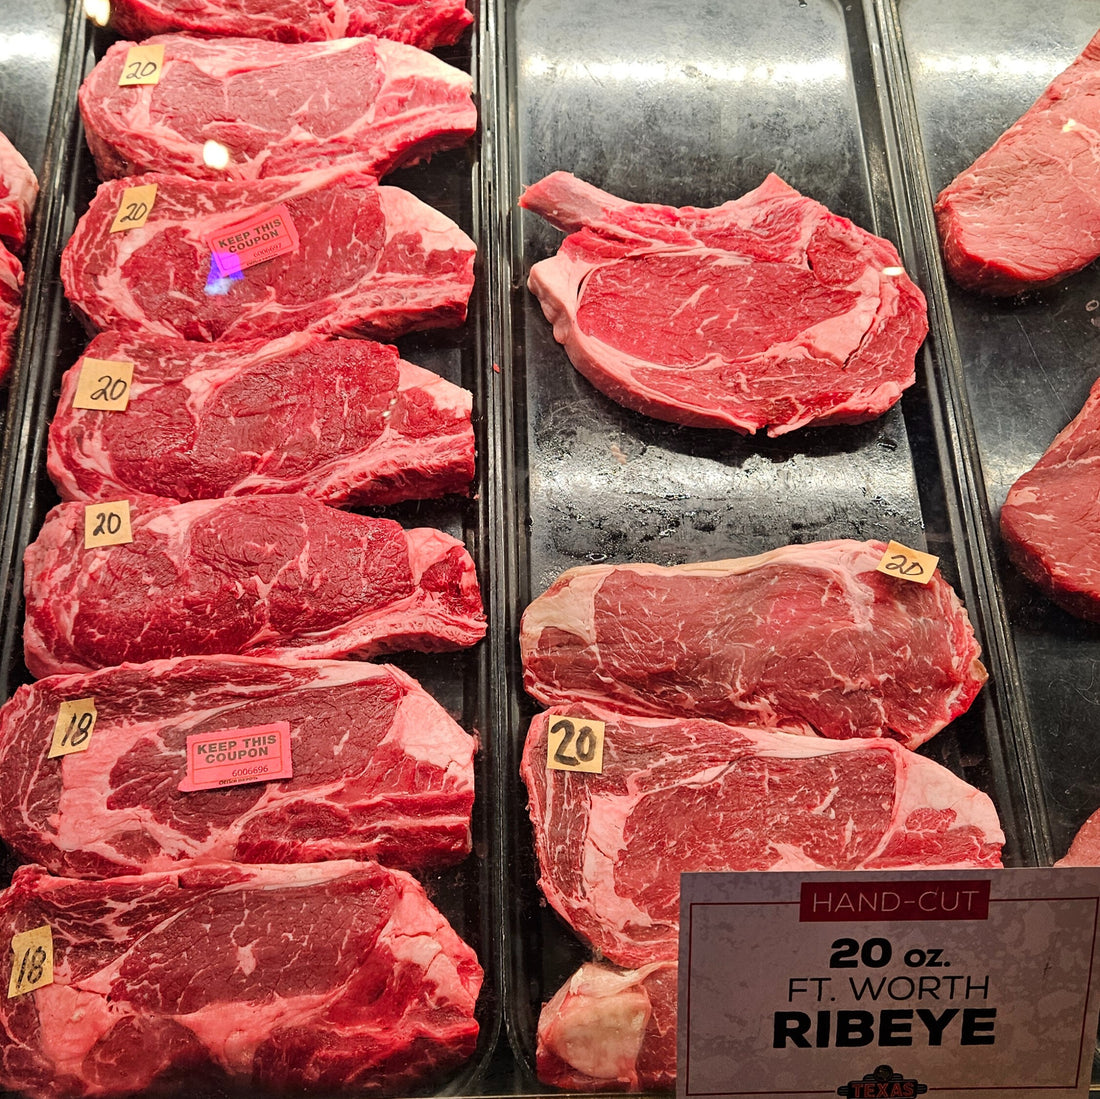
[866, 0, 1051, 866]
[479, 0, 539, 1085]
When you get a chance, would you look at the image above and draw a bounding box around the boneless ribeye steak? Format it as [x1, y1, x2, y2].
[936, 30, 1100, 295]
[522, 704, 1003, 968]
[520, 539, 986, 747]
[0, 860, 482, 1099]
[537, 960, 676, 1092]
[0, 242, 22, 385]
[0, 130, 37, 252]
[23, 493, 485, 678]
[520, 171, 928, 436]
[60, 167, 475, 342]
[47, 331, 475, 506]
[0, 655, 476, 878]
[1000, 375, 1100, 621]
[80, 35, 476, 182]
[1055, 807, 1100, 867]
[105, 0, 473, 48]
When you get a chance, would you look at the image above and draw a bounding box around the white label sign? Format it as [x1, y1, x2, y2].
[678, 869, 1100, 1099]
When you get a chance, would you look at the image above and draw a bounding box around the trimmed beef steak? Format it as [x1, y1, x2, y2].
[105, 0, 473, 48]
[0, 656, 476, 878]
[23, 493, 485, 678]
[520, 172, 927, 435]
[1056, 807, 1100, 867]
[936, 29, 1100, 295]
[520, 540, 986, 747]
[0, 860, 482, 1099]
[47, 332, 475, 506]
[80, 35, 475, 182]
[521, 704, 1004, 968]
[60, 168, 475, 342]
[0, 131, 37, 253]
[1000, 376, 1100, 621]
[0, 242, 22, 384]
[537, 961, 676, 1093]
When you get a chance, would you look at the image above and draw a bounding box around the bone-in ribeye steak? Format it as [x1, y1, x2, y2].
[0, 860, 482, 1099]
[0, 130, 37, 253]
[105, 0, 473, 48]
[23, 493, 485, 678]
[60, 168, 475, 342]
[522, 703, 1003, 969]
[0, 242, 22, 385]
[537, 960, 676, 1092]
[999, 375, 1100, 621]
[0, 655, 475, 878]
[80, 35, 476, 182]
[936, 29, 1100, 295]
[520, 539, 986, 748]
[47, 331, 475, 506]
[520, 172, 928, 436]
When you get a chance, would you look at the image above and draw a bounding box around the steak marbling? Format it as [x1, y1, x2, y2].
[80, 35, 476, 182]
[520, 539, 986, 747]
[23, 493, 485, 678]
[520, 171, 927, 435]
[0, 656, 476, 878]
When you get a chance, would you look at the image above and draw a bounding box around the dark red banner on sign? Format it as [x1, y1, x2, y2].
[799, 880, 990, 922]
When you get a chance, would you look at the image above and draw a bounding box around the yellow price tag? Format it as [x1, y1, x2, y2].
[875, 540, 940, 586]
[84, 500, 133, 548]
[72, 358, 134, 412]
[109, 183, 157, 233]
[8, 926, 53, 998]
[547, 715, 605, 774]
[48, 699, 97, 759]
[118, 44, 165, 87]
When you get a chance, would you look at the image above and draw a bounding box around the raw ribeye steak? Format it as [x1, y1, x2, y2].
[520, 172, 928, 435]
[0, 860, 482, 1099]
[0, 655, 475, 878]
[522, 703, 1004, 967]
[1055, 807, 1100, 867]
[936, 29, 1100, 295]
[520, 539, 986, 747]
[80, 35, 475, 182]
[0, 130, 37, 252]
[1000, 376, 1100, 620]
[23, 493, 485, 678]
[0, 242, 22, 384]
[60, 167, 474, 342]
[105, 0, 473, 48]
[537, 960, 676, 1092]
[47, 331, 475, 506]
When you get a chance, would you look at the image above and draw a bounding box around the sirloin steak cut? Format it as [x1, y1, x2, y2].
[1000, 375, 1100, 621]
[0, 242, 22, 384]
[0, 860, 482, 1099]
[520, 539, 986, 748]
[60, 167, 475, 342]
[47, 331, 475, 507]
[521, 704, 1004, 968]
[80, 35, 475, 182]
[0, 656, 475, 878]
[0, 130, 37, 253]
[23, 493, 485, 678]
[537, 960, 676, 1093]
[520, 172, 928, 436]
[104, 0, 473, 48]
[936, 29, 1100, 295]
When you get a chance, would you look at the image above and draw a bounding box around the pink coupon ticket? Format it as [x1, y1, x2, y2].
[178, 721, 293, 793]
